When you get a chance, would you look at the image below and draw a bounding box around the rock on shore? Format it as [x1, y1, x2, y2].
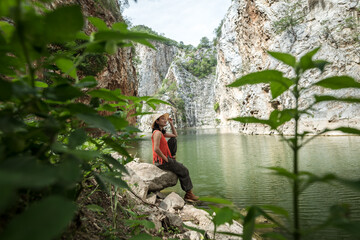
[123, 161, 254, 240]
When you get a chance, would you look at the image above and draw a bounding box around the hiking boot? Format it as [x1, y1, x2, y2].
[184, 190, 199, 202]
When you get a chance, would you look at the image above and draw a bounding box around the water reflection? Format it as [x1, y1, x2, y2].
[129, 130, 360, 240]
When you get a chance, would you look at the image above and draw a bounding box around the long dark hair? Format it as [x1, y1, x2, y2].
[152, 121, 166, 134]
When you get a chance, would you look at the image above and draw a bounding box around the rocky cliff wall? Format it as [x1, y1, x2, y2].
[136, 43, 218, 131]
[215, 0, 360, 134]
[52, 0, 138, 123]
[135, 42, 178, 97]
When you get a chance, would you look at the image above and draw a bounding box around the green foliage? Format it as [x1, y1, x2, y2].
[0, 1, 167, 239]
[273, 1, 305, 40]
[131, 25, 180, 47]
[213, 19, 224, 45]
[78, 53, 108, 76]
[197, 36, 211, 49]
[224, 48, 360, 239]
[182, 49, 217, 78]
[214, 102, 220, 112]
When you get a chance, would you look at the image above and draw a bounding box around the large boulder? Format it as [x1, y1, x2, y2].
[180, 205, 255, 240]
[124, 162, 178, 197]
[159, 192, 185, 211]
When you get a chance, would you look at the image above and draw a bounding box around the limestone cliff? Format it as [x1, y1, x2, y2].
[135, 42, 178, 97]
[136, 44, 217, 131]
[215, 0, 360, 134]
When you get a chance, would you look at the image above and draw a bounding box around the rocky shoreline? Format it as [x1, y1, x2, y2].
[122, 161, 255, 240]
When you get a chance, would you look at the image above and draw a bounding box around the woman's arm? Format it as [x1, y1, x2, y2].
[164, 117, 177, 138]
[153, 131, 168, 162]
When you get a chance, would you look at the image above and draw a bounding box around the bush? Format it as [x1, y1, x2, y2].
[0, 1, 169, 239]
[182, 50, 217, 78]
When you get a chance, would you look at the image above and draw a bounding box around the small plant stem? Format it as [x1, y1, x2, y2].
[293, 77, 300, 240]
[15, 0, 35, 88]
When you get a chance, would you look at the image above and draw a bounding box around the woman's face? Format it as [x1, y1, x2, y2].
[156, 116, 167, 127]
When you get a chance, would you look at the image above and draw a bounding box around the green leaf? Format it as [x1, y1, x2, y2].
[0, 185, 16, 215]
[230, 116, 273, 128]
[260, 205, 289, 218]
[76, 113, 116, 134]
[86, 204, 104, 213]
[68, 129, 87, 149]
[267, 167, 296, 180]
[243, 206, 257, 240]
[67, 103, 97, 114]
[103, 138, 131, 158]
[125, 219, 155, 229]
[102, 154, 128, 174]
[314, 95, 360, 104]
[44, 84, 83, 101]
[88, 89, 122, 101]
[106, 116, 129, 130]
[97, 104, 117, 112]
[337, 178, 360, 191]
[299, 47, 320, 72]
[34, 81, 48, 88]
[314, 60, 330, 72]
[95, 30, 166, 42]
[314, 76, 360, 89]
[333, 127, 360, 135]
[269, 109, 295, 129]
[112, 22, 128, 32]
[52, 142, 100, 160]
[227, 70, 283, 87]
[261, 232, 287, 240]
[98, 173, 129, 189]
[0, 157, 57, 188]
[0, 0, 16, 17]
[199, 197, 233, 205]
[94, 173, 110, 194]
[0, 78, 12, 101]
[75, 76, 97, 88]
[75, 31, 90, 41]
[105, 40, 117, 54]
[227, 70, 293, 98]
[44, 5, 84, 43]
[268, 51, 296, 67]
[88, 17, 108, 31]
[128, 233, 153, 240]
[183, 224, 206, 235]
[215, 231, 243, 237]
[0, 21, 15, 43]
[269, 78, 293, 98]
[0, 196, 76, 240]
[133, 38, 156, 49]
[146, 98, 172, 106]
[57, 159, 81, 187]
[55, 58, 77, 79]
[213, 207, 235, 227]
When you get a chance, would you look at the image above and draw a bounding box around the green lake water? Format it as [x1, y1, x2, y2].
[129, 128, 360, 239]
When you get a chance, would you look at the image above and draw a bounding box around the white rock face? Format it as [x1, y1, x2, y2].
[135, 42, 178, 97]
[215, 0, 360, 134]
[136, 46, 217, 131]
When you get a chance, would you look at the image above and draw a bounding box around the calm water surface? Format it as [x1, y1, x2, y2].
[129, 129, 360, 239]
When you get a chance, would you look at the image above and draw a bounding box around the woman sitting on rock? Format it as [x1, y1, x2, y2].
[151, 112, 199, 202]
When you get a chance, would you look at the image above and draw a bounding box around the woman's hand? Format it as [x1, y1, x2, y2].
[168, 117, 173, 125]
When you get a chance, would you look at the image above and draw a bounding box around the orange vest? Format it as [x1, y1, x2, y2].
[151, 130, 172, 164]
